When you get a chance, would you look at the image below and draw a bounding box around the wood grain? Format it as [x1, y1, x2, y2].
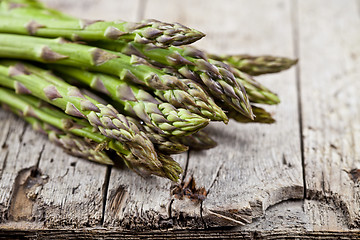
[0, 112, 41, 221]
[103, 153, 187, 229]
[1, 228, 360, 240]
[0, 110, 108, 227]
[0, 0, 359, 236]
[144, 0, 303, 227]
[41, 0, 141, 21]
[0, 0, 140, 228]
[297, 0, 360, 228]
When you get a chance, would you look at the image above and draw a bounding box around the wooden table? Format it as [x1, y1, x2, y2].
[1, 0, 360, 239]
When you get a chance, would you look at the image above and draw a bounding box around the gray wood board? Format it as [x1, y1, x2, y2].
[0, 0, 140, 228]
[0, 0, 359, 233]
[143, 0, 303, 227]
[298, 0, 360, 228]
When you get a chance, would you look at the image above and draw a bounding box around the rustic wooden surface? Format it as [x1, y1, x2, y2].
[0, 0, 360, 238]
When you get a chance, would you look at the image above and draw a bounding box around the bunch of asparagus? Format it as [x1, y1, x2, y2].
[0, 0, 297, 181]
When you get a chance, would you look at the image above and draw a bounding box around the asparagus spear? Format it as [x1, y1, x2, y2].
[0, 86, 130, 161]
[4, 104, 114, 165]
[50, 65, 211, 135]
[225, 105, 275, 124]
[0, 5, 205, 46]
[0, 34, 227, 122]
[22, 66, 191, 154]
[178, 130, 217, 150]
[0, 86, 182, 181]
[230, 67, 280, 105]
[93, 41, 254, 119]
[133, 122, 189, 154]
[207, 53, 298, 76]
[0, 60, 160, 168]
[0, 0, 70, 20]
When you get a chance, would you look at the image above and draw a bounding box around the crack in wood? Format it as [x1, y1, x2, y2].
[200, 201, 207, 228]
[206, 162, 224, 194]
[206, 209, 248, 226]
[35, 144, 45, 169]
[101, 166, 112, 226]
[291, 0, 307, 200]
[15, 123, 29, 161]
[18, 123, 28, 143]
[167, 198, 174, 219]
[166, 151, 198, 223]
[181, 150, 191, 182]
[0, 127, 10, 149]
[60, 168, 69, 178]
[0, 151, 9, 180]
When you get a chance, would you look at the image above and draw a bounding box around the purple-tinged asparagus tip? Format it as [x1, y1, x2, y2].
[44, 85, 63, 100]
[65, 102, 86, 118]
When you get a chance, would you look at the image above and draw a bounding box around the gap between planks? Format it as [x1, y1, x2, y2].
[291, 0, 307, 199]
[98, 0, 146, 227]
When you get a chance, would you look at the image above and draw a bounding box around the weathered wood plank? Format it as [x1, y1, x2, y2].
[86, 0, 191, 229]
[143, 0, 303, 227]
[0, 0, 141, 228]
[199, 0, 302, 226]
[0, 111, 108, 227]
[41, 0, 141, 21]
[298, 0, 360, 228]
[1, 228, 360, 240]
[242, 199, 349, 231]
[103, 153, 187, 229]
[0, 111, 42, 221]
[31, 146, 108, 227]
[0, 0, 358, 233]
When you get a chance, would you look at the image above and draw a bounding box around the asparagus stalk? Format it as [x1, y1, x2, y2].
[230, 67, 280, 105]
[207, 53, 298, 76]
[135, 153, 182, 182]
[133, 122, 189, 154]
[50, 65, 211, 135]
[0, 34, 227, 122]
[178, 130, 217, 150]
[0, 86, 130, 160]
[0, 4, 205, 46]
[0, 60, 160, 169]
[179, 47, 280, 105]
[4, 104, 114, 165]
[93, 41, 254, 119]
[0, 86, 182, 181]
[0, 0, 71, 20]
[58, 81, 191, 154]
[225, 105, 275, 124]
[25, 67, 191, 154]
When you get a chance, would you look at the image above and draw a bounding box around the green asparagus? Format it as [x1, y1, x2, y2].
[178, 130, 217, 150]
[225, 105, 275, 124]
[4, 104, 114, 165]
[0, 2, 205, 46]
[0, 86, 182, 181]
[93, 41, 254, 119]
[133, 122, 189, 154]
[230, 67, 280, 105]
[0, 60, 160, 169]
[0, 0, 71, 20]
[50, 65, 211, 135]
[208, 53, 298, 76]
[0, 34, 227, 122]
